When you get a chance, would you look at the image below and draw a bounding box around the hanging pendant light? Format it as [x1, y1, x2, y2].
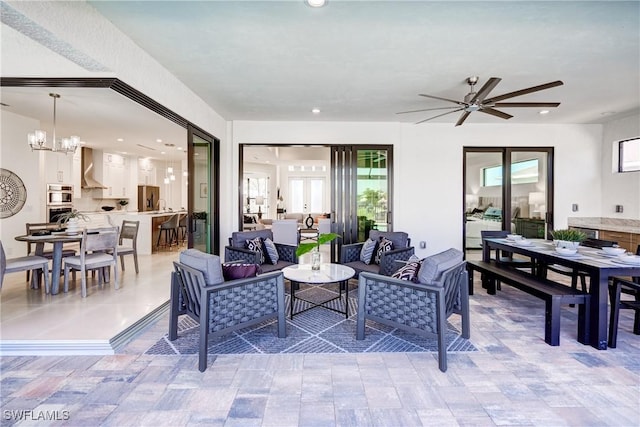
[27, 93, 80, 154]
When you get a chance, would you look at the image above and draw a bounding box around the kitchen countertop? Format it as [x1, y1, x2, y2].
[568, 217, 640, 234]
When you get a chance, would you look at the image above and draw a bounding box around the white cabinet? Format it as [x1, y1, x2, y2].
[138, 159, 156, 186]
[100, 153, 129, 199]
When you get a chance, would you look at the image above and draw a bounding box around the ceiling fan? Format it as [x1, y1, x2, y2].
[397, 76, 563, 126]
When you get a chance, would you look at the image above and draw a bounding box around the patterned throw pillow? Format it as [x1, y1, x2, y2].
[360, 238, 378, 265]
[391, 255, 421, 282]
[374, 237, 394, 264]
[245, 237, 265, 264]
[262, 237, 279, 264]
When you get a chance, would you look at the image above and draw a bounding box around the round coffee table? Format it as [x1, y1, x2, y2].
[282, 263, 356, 319]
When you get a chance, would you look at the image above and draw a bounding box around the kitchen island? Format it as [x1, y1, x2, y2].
[78, 210, 186, 254]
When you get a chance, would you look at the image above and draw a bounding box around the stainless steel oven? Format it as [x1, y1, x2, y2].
[47, 184, 74, 205]
[47, 206, 73, 223]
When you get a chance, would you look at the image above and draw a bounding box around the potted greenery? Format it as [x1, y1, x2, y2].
[56, 209, 90, 235]
[118, 199, 129, 210]
[551, 229, 587, 249]
[296, 232, 340, 270]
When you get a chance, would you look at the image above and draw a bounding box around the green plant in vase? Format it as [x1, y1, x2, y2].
[551, 228, 587, 249]
[296, 233, 340, 270]
[118, 199, 129, 210]
[55, 209, 90, 235]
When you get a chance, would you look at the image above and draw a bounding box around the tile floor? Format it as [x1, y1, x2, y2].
[1, 249, 639, 426]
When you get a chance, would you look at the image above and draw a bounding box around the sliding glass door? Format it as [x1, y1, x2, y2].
[188, 126, 219, 254]
[463, 147, 553, 250]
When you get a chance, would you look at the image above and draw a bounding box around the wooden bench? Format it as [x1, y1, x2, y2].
[466, 260, 590, 346]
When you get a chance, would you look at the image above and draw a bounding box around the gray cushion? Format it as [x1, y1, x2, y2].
[262, 237, 279, 264]
[417, 248, 463, 285]
[179, 249, 224, 285]
[360, 238, 378, 264]
[369, 231, 409, 249]
[230, 230, 273, 248]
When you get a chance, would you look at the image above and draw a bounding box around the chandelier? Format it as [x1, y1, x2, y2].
[27, 93, 80, 154]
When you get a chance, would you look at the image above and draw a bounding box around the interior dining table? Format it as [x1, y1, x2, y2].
[483, 237, 640, 350]
[14, 233, 82, 295]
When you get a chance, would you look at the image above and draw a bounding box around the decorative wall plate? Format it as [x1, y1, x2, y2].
[0, 168, 27, 219]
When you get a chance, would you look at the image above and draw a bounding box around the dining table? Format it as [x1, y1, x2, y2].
[15, 233, 82, 295]
[483, 238, 640, 350]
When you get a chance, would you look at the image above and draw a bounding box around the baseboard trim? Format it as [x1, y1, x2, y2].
[0, 301, 169, 356]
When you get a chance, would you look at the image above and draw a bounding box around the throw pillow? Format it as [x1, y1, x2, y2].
[245, 237, 266, 264]
[179, 249, 224, 285]
[417, 248, 463, 284]
[374, 237, 394, 264]
[360, 238, 378, 265]
[262, 237, 279, 264]
[222, 263, 261, 281]
[391, 255, 421, 282]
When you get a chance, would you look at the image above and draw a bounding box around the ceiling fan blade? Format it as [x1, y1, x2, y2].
[419, 94, 465, 105]
[470, 77, 501, 103]
[455, 111, 471, 127]
[479, 107, 513, 120]
[484, 80, 564, 103]
[415, 108, 464, 124]
[396, 106, 462, 115]
[493, 102, 560, 108]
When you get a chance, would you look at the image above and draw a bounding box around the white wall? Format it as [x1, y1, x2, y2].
[0, 111, 47, 257]
[233, 121, 604, 257]
[601, 113, 640, 219]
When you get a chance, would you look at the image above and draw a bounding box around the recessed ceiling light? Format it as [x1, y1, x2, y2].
[306, 0, 326, 7]
[116, 138, 124, 142]
[176, 147, 183, 151]
[156, 139, 163, 143]
[311, 108, 321, 114]
[161, 151, 166, 155]
[539, 110, 550, 115]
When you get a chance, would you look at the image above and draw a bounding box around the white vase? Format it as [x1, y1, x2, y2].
[66, 218, 80, 235]
[557, 240, 580, 249]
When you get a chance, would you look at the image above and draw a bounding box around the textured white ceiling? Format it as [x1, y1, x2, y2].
[88, 0, 640, 125]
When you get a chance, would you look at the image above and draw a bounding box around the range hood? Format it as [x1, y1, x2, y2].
[81, 147, 107, 189]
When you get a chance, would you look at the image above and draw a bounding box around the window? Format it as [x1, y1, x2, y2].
[618, 138, 640, 172]
[289, 177, 325, 212]
[482, 159, 539, 186]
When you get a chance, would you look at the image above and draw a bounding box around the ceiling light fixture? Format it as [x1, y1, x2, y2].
[27, 93, 80, 154]
[306, 0, 326, 7]
[539, 110, 550, 115]
[311, 108, 321, 114]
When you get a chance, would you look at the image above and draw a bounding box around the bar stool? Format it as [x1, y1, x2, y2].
[178, 214, 187, 245]
[156, 214, 180, 250]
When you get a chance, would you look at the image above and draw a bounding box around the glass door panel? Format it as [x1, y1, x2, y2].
[189, 127, 219, 254]
[464, 151, 504, 249]
[509, 150, 550, 239]
[357, 149, 389, 239]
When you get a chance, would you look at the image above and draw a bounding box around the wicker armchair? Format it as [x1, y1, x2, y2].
[340, 230, 414, 277]
[356, 255, 469, 372]
[169, 250, 286, 372]
[225, 229, 297, 273]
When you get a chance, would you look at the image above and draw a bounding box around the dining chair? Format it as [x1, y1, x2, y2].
[0, 240, 51, 293]
[546, 238, 617, 294]
[178, 214, 187, 244]
[479, 230, 534, 293]
[63, 227, 119, 298]
[117, 220, 139, 273]
[608, 244, 640, 348]
[24, 222, 77, 281]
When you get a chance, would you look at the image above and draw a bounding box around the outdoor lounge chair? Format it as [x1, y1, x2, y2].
[225, 229, 297, 273]
[169, 249, 286, 372]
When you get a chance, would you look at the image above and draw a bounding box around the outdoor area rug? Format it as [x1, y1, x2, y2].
[145, 283, 477, 356]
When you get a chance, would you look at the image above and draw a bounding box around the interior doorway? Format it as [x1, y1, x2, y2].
[463, 147, 554, 251]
